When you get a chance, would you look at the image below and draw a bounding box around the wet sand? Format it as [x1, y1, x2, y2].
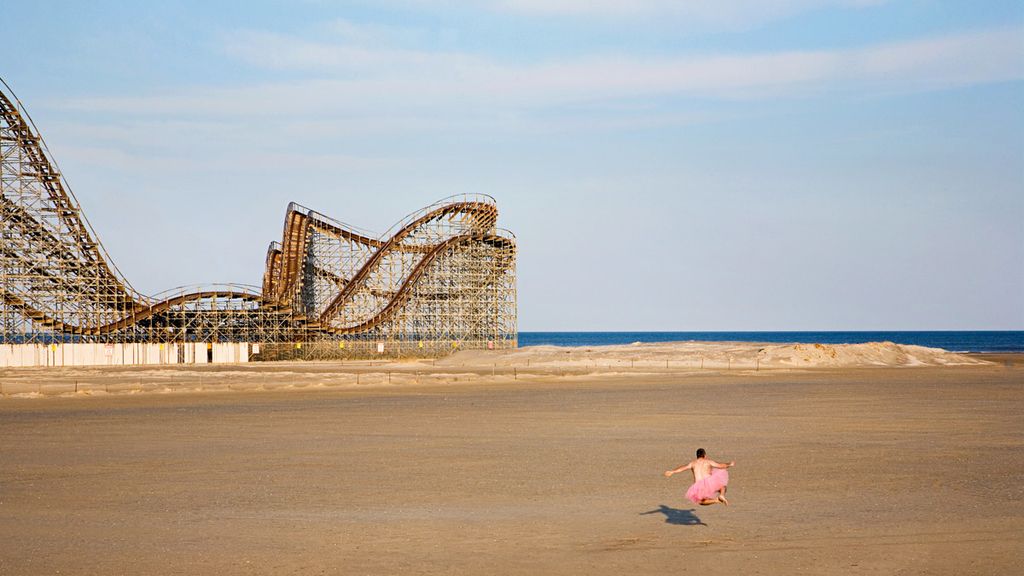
[1, 357, 1021, 575]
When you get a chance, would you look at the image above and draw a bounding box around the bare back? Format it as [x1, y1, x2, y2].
[690, 457, 722, 482]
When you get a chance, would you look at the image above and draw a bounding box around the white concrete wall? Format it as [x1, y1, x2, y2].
[194, 343, 208, 364]
[0, 343, 251, 368]
[212, 343, 229, 363]
[211, 343, 249, 363]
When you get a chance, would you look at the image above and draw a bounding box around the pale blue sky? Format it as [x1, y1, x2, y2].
[4, 1, 1023, 330]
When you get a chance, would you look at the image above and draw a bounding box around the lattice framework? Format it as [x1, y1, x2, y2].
[0, 80, 516, 357]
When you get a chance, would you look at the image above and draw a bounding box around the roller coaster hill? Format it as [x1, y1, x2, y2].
[0, 79, 516, 364]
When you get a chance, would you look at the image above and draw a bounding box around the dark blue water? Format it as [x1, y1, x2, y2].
[517, 331, 1024, 353]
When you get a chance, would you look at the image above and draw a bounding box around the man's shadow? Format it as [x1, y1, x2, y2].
[640, 504, 706, 526]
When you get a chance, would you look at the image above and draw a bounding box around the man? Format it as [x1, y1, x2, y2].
[664, 448, 735, 506]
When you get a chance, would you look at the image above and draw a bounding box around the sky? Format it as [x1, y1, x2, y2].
[4, 0, 1023, 331]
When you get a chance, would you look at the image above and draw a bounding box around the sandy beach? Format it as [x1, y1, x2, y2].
[0, 349, 1021, 575]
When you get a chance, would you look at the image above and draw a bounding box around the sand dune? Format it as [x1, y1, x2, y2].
[445, 340, 988, 370]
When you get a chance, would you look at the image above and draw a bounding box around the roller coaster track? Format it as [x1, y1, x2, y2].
[322, 233, 514, 334]
[266, 199, 512, 327]
[1, 78, 516, 350]
[0, 81, 142, 308]
[305, 201, 497, 321]
[0, 288, 263, 335]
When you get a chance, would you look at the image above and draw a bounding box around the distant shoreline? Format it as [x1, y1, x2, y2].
[517, 330, 1024, 353]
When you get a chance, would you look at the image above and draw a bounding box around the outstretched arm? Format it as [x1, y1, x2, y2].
[664, 462, 692, 477]
[710, 460, 735, 469]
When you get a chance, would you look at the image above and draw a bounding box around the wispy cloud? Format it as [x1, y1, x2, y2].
[437, 0, 891, 30]
[65, 25, 1024, 121]
[221, 29, 482, 73]
[47, 20, 1024, 181]
[497, 0, 886, 18]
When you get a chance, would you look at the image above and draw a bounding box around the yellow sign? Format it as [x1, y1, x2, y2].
[339, 342, 345, 349]
[296, 342, 302, 349]
[418, 341, 424, 348]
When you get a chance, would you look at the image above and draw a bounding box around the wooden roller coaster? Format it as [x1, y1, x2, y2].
[0, 79, 516, 359]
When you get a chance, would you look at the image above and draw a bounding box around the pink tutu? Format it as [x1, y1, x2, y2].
[686, 469, 729, 503]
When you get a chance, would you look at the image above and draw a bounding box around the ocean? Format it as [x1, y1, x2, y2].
[516, 331, 1024, 354]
